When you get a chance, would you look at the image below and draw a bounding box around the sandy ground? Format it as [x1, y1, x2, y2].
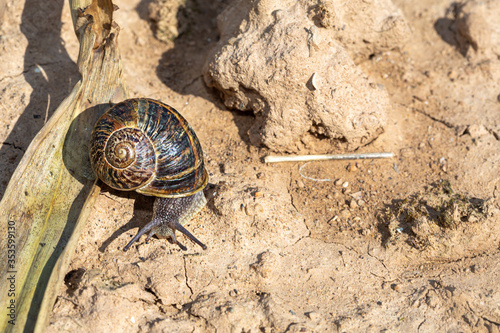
[0, 0, 499, 332]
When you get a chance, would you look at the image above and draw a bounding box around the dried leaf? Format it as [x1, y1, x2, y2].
[0, 0, 128, 331]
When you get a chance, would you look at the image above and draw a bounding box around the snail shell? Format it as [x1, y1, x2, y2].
[89, 98, 208, 198]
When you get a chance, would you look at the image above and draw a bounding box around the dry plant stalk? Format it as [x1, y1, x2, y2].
[264, 152, 394, 163]
[0, 0, 128, 331]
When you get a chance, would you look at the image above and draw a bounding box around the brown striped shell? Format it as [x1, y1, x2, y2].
[89, 98, 208, 198]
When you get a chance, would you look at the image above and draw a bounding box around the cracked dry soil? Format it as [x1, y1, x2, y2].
[0, 0, 499, 332]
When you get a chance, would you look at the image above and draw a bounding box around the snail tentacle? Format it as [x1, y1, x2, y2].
[173, 221, 207, 250]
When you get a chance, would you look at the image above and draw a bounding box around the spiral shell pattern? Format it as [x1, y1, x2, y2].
[89, 98, 208, 197]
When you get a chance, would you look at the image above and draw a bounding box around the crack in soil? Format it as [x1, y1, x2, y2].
[2, 141, 25, 151]
[0, 72, 26, 83]
[287, 170, 311, 240]
[189, 313, 216, 333]
[412, 107, 454, 128]
[183, 257, 194, 296]
[366, 245, 390, 273]
[182, 75, 203, 93]
[485, 127, 500, 141]
[288, 171, 301, 214]
[144, 286, 167, 314]
[482, 316, 500, 327]
[417, 319, 427, 331]
[185, 300, 217, 333]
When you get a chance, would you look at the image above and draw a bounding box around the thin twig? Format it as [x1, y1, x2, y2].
[264, 152, 394, 163]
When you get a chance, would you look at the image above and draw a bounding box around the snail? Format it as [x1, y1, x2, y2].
[89, 98, 209, 251]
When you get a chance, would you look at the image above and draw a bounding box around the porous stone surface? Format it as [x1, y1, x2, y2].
[203, 0, 409, 152]
[313, 0, 410, 62]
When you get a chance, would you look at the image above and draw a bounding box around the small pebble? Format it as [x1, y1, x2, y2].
[393, 163, 399, 173]
[245, 205, 254, 216]
[347, 164, 358, 172]
[229, 289, 238, 297]
[327, 192, 340, 200]
[391, 284, 401, 292]
[400, 148, 414, 158]
[357, 199, 365, 206]
[426, 293, 439, 308]
[136, 36, 146, 46]
[339, 209, 351, 218]
[254, 203, 264, 214]
[256, 172, 265, 179]
[349, 200, 358, 209]
[297, 180, 305, 188]
[471, 264, 482, 273]
[222, 162, 237, 174]
[350, 191, 363, 200]
[254, 191, 263, 197]
[342, 181, 349, 188]
[306, 311, 319, 320]
[334, 178, 343, 186]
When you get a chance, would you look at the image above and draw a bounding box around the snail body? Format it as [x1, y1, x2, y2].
[90, 98, 208, 251]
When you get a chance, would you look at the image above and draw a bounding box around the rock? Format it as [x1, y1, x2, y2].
[470, 264, 483, 273]
[149, 0, 194, 43]
[425, 292, 440, 309]
[466, 124, 489, 139]
[203, 0, 406, 152]
[306, 311, 320, 321]
[251, 250, 279, 278]
[347, 163, 358, 172]
[339, 209, 351, 218]
[350, 191, 363, 200]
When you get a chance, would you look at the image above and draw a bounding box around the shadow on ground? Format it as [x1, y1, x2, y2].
[0, 0, 80, 199]
[135, 0, 255, 146]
